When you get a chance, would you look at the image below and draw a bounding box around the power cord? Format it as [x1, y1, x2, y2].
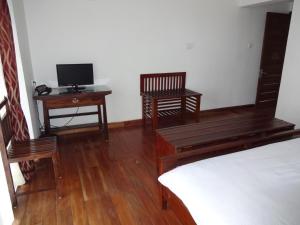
[36, 101, 45, 131]
[36, 101, 79, 130]
[62, 107, 79, 127]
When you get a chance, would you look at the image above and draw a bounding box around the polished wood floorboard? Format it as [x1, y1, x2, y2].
[13, 107, 266, 225]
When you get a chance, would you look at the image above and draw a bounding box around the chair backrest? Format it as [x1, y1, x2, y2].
[0, 97, 13, 150]
[140, 72, 186, 94]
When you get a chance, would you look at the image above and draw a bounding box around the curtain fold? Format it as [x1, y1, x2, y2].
[0, 0, 34, 182]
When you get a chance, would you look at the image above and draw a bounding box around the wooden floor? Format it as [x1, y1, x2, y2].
[13, 106, 264, 225]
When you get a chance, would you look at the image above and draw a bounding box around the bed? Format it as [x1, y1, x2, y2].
[158, 129, 300, 225]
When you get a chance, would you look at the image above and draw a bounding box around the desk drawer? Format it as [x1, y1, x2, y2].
[46, 96, 104, 109]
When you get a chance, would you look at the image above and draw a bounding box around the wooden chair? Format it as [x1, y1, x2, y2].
[140, 72, 202, 129]
[0, 97, 61, 207]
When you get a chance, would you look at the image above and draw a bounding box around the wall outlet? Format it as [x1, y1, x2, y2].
[186, 42, 195, 50]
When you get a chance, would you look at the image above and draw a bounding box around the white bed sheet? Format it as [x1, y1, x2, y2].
[158, 138, 300, 225]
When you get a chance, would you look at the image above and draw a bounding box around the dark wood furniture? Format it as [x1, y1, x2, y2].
[156, 115, 294, 159]
[140, 72, 202, 129]
[0, 97, 61, 207]
[34, 85, 112, 139]
[156, 115, 297, 225]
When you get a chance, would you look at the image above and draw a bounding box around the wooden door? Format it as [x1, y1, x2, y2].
[255, 12, 291, 114]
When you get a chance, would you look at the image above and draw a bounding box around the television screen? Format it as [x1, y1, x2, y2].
[56, 63, 94, 87]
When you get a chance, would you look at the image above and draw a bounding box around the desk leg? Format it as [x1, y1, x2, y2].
[43, 103, 50, 135]
[97, 105, 103, 131]
[102, 98, 109, 140]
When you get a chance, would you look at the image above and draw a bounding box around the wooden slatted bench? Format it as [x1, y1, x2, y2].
[140, 72, 202, 129]
[157, 127, 300, 225]
[156, 114, 295, 160]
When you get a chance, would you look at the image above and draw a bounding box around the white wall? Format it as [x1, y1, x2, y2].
[276, 0, 300, 127]
[8, 0, 40, 138]
[23, 0, 291, 126]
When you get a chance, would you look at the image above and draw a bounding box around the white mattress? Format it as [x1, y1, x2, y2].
[158, 138, 300, 225]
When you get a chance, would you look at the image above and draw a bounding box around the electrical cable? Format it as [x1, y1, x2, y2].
[36, 101, 45, 130]
[62, 107, 79, 127]
[36, 101, 79, 129]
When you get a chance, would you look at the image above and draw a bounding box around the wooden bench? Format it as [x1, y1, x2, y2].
[157, 128, 300, 225]
[0, 97, 62, 207]
[156, 115, 296, 225]
[140, 72, 202, 129]
[156, 114, 295, 157]
[156, 114, 295, 172]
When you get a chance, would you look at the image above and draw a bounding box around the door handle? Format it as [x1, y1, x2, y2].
[259, 69, 268, 78]
[260, 70, 268, 75]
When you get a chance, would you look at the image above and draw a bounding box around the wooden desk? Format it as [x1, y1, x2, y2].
[156, 115, 295, 159]
[34, 85, 112, 139]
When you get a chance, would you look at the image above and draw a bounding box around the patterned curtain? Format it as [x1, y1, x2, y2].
[0, 0, 34, 182]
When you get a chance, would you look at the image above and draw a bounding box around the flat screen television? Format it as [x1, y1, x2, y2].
[56, 63, 94, 87]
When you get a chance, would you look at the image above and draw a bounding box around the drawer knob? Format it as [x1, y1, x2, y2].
[72, 98, 79, 104]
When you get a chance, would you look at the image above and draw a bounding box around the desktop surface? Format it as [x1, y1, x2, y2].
[33, 85, 112, 100]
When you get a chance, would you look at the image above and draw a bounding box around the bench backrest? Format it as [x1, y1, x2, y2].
[140, 72, 186, 94]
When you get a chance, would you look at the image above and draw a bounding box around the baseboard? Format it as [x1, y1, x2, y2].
[47, 120, 143, 136]
[109, 119, 143, 129]
[47, 104, 255, 136]
[201, 104, 255, 113]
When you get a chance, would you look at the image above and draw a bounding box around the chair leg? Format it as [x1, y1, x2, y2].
[52, 153, 62, 199]
[152, 99, 158, 130]
[142, 97, 146, 127]
[6, 164, 17, 207]
[0, 152, 17, 207]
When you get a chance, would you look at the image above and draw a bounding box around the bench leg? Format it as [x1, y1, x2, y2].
[52, 153, 62, 199]
[161, 185, 168, 210]
[56, 151, 63, 179]
[142, 97, 146, 127]
[181, 96, 186, 123]
[195, 95, 201, 123]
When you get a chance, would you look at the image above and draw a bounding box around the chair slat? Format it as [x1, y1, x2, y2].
[140, 72, 186, 94]
[0, 98, 13, 148]
[1, 115, 13, 147]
